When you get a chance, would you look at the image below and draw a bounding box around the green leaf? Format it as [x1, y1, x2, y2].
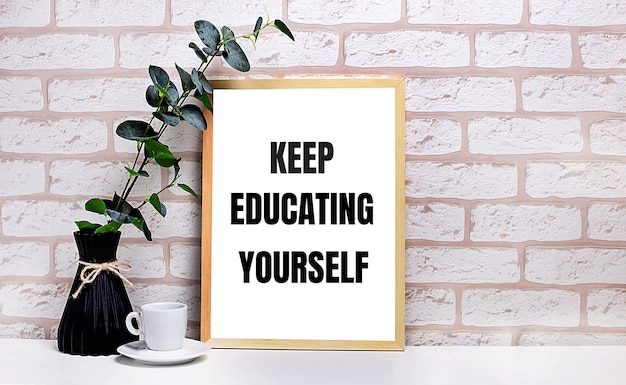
[149, 65, 170, 88]
[132, 214, 152, 241]
[153, 111, 180, 127]
[189, 42, 207, 62]
[222, 26, 250, 72]
[145, 139, 178, 167]
[94, 221, 122, 234]
[176, 64, 194, 92]
[193, 90, 213, 113]
[198, 72, 213, 94]
[253, 17, 263, 41]
[273, 19, 295, 41]
[85, 198, 107, 215]
[178, 183, 199, 199]
[195, 20, 221, 52]
[149, 193, 167, 217]
[180, 104, 207, 131]
[190, 68, 204, 94]
[124, 166, 149, 178]
[116, 120, 158, 141]
[75, 221, 101, 232]
[146, 85, 161, 107]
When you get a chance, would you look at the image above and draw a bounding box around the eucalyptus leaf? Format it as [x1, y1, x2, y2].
[222, 30, 250, 72]
[149, 193, 167, 217]
[188, 42, 207, 62]
[193, 89, 213, 113]
[198, 72, 213, 94]
[176, 64, 194, 92]
[195, 20, 221, 52]
[85, 198, 107, 215]
[75, 221, 101, 232]
[253, 17, 263, 41]
[191, 68, 204, 95]
[166, 83, 179, 106]
[274, 19, 295, 41]
[94, 221, 122, 234]
[180, 104, 207, 131]
[116, 120, 158, 141]
[153, 111, 180, 126]
[178, 183, 199, 199]
[125, 166, 149, 178]
[149, 65, 170, 88]
[145, 85, 161, 107]
[145, 139, 178, 167]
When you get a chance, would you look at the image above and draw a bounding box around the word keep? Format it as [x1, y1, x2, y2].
[271, 141, 334, 173]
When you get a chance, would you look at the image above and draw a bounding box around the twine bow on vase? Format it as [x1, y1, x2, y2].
[72, 260, 134, 299]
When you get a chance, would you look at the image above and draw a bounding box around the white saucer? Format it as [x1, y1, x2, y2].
[117, 338, 209, 365]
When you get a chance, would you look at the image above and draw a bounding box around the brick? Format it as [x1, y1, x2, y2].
[406, 203, 464, 241]
[590, 119, 626, 155]
[243, 31, 339, 68]
[120, 33, 198, 69]
[522, 75, 626, 112]
[518, 333, 626, 346]
[0, 34, 114, 70]
[0, 0, 49, 27]
[0, 283, 70, 318]
[0, 77, 42, 112]
[588, 203, 626, 241]
[170, 243, 201, 280]
[406, 247, 519, 283]
[462, 289, 580, 327]
[1, 200, 88, 237]
[406, 331, 512, 346]
[526, 247, 626, 284]
[48, 77, 147, 112]
[405, 288, 455, 326]
[468, 116, 582, 154]
[0, 117, 107, 154]
[49, 160, 161, 197]
[55, 0, 165, 27]
[0, 160, 45, 196]
[529, 0, 626, 26]
[55, 242, 79, 278]
[526, 161, 626, 198]
[0, 242, 49, 276]
[580, 33, 626, 69]
[406, 117, 462, 155]
[471, 204, 581, 242]
[0, 323, 46, 339]
[128, 284, 201, 321]
[171, 0, 282, 27]
[406, 161, 517, 199]
[289, 0, 400, 25]
[407, 0, 523, 24]
[588, 289, 626, 327]
[406, 77, 516, 112]
[345, 31, 469, 68]
[475, 31, 571, 68]
[116, 243, 165, 279]
[169, 160, 201, 197]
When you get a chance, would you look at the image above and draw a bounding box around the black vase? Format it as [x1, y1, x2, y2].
[57, 231, 137, 355]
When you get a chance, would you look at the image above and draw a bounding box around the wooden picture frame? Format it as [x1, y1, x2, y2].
[200, 79, 405, 350]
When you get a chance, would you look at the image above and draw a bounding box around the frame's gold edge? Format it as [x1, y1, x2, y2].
[394, 79, 406, 350]
[208, 338, 404, 351]
[200, 107, 214, 343]
[209, 78, 404, 90]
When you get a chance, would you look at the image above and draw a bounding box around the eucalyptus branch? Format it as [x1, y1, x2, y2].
[77, 15, 294, 241]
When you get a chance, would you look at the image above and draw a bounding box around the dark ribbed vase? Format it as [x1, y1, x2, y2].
[57, 231, 137, 355]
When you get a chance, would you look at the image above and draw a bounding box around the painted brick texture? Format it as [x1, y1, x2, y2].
[1, 0, 625, 345]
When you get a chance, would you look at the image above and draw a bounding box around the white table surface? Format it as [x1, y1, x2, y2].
[1, 338, 625, 385]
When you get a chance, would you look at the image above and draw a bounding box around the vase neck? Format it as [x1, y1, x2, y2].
[73, 231, 121, 264]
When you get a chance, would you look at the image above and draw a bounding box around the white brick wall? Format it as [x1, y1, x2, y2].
[1, 0, 626, 346]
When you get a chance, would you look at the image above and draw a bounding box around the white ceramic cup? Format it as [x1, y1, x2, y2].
[125, 302, 188, 351]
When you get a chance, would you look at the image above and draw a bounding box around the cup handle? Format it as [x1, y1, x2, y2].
[125, 312, 142, 336]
